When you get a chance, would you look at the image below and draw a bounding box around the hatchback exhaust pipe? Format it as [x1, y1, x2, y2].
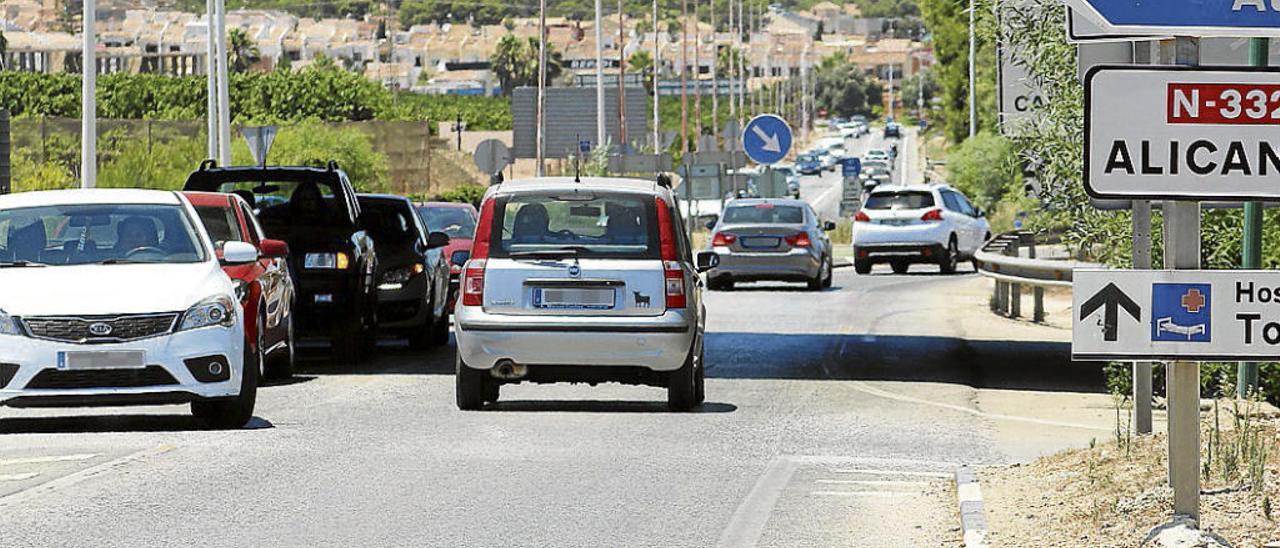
[491, 359, 528, 380]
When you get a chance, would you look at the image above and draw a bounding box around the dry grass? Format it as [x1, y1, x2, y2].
[982, 398, 1280, 547]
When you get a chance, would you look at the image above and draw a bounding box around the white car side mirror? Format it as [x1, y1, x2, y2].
[222, 241, 259, 264]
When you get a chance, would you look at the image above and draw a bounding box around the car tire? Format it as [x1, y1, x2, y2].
[265, 309, 294, 380]
[332, 316, 364, 365]
[890, 261, 909, 274]
[693, 345, 706, 405]
[428, 297, 451, 347]
[854, 260, 872, 274]
[821, 256, 834, 288]
[456, 353, 488, 411]
[192, 339, 258, 429]
[668, 351, 698, 412]
[484, 380, 500, 404]
[939, 237, 959, 275]
[808, 255, 831, 290]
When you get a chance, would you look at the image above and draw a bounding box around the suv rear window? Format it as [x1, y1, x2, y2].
[864, 191, 935, 210]
[722, 204, 804, 224]
[490, 192, 659, 259]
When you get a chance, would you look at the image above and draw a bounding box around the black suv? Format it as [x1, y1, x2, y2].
[184, 161, 379, 363]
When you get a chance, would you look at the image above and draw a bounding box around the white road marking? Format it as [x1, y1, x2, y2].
[849, 381, 1112, 432]
[810, 491, 917, 497]
[0, 473, 39, 482]
[0, 453, 98, 466]
[715, 457, 798, 548]
[815, 479, 931, 487]
[0, 445, 173, 507]
[833, 468, 952, 478]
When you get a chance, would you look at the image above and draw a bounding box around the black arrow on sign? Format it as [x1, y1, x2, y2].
[1079, 283, 1142, 342]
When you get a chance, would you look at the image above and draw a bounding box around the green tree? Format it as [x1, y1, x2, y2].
[920, 0, 997, 141]
[488, 34, 562, 95]
[945, 131, 1019, 210]
[813, 53, 880, 117]
[628, 50, 654, 93]
[227, 28, 261, 73]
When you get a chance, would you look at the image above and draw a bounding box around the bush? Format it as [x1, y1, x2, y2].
[946, 131, 1020, 211]
[423, 183, 487, 206]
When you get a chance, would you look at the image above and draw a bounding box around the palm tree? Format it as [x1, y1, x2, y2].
[227, 28, 261, 73]
[628, 50, 653, 93]
[490, 34, 525, 95]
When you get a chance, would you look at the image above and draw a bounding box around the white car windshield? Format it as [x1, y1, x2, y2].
[0, 204, 207, 266]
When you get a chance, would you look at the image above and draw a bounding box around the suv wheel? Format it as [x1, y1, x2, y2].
[192, 339, 258, 428]
[333, 316, 364, 365]
[854, 259, 872, 275]
[668, 350, 698, 412]
[890, 261, 909, 274]
[455, 353, 488, 410]
[939, 237, 959, 275]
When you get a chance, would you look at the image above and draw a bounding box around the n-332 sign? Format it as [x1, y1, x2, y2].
[1085, 66, 1280, 201]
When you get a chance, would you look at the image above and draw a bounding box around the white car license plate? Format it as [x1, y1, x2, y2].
[533, 287, 615, 310]
[57, 350, 146, 370]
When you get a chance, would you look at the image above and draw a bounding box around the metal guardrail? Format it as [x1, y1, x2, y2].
[974, 231, 1105, 322]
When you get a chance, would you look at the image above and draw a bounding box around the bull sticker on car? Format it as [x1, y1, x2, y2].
[633, 291, 651, 308]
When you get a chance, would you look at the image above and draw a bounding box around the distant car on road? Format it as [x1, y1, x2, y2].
[705, 198, 835, 291]
[186, 191, 297, 380]
[184, 162, 380, 364]
[452, 177, 720, 411]
[0, 189, 257, 428]
[852, 184, 991, 275]
[358, 194, 452, 348]
[414, 201, 478, 311]
[884, 122, 902, 139]
[865, 149, 891, 163]
[796, 153, 824, 175]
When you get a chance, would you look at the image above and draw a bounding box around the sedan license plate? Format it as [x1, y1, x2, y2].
[741, 237, 781, 249]
[57, 350, 146, 370]
[533, 287, 615, 310]
[879, 219, 913, 226]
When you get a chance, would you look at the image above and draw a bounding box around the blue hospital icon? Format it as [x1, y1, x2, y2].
[1151, 283, 1211, 343]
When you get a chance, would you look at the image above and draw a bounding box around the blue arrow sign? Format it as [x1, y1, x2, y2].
[1069, 0, 1280, 36]
[742, 114, 793, 165]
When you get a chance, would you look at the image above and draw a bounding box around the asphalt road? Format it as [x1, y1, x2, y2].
[0, 259, 1106, 547]
[801, 127, 918, 222]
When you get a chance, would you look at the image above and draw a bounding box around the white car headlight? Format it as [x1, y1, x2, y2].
[178, 295, 237, 332]
[0, 309, 21, 336]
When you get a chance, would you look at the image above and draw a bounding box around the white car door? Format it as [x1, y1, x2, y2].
[940, 191, 975, 252]
[955, 192, 988, 254]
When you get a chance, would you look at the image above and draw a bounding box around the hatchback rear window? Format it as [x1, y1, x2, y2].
[864, 191, 935, 210]
[490, 192, 658, 259]
[722, 204, 804, 224]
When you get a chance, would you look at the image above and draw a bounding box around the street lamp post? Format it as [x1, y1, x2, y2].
[81, 0, 96, 187]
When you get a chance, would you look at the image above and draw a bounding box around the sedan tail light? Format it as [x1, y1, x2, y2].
[655, 196, 686, 309]
[784, 232, 812, 248]
[711, 232, 737, 246]
[921, 208, 944, 222]
[854, 211, 871, 223]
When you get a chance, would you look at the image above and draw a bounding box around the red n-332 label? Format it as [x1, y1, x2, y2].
[1167, 83, 1280, 125]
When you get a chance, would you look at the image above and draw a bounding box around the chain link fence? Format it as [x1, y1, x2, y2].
[9, 117, 483, 196]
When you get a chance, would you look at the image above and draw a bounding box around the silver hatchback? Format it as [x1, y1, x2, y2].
[704, 198, 835, 290]
[452, 177, 719, 411]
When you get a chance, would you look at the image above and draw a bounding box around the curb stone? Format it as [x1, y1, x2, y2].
[956, 466, 988, 548]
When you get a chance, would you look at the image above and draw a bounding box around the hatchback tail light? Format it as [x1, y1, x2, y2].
[854, 211, 871, 223]
[784, 232, 812, 248]
[655, 196, 686, 309]
[461, 198, 496, 307]
[712, 232, 737, 246]
[921, 208, 944, 222]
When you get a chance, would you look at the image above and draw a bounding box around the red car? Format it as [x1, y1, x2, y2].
[185, 191, 297, 380]
[414, 201, 478, 311]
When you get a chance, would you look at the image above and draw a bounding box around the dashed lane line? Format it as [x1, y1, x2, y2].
[0, 473, 39, 482]
[0, 453, 98, 466]
[0, 445, 174, 508]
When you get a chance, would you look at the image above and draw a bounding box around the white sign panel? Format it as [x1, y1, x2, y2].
[998, 44, 1046, 135]
[1086, 66, 1280, 201]
[1074, 269, 1280, 361]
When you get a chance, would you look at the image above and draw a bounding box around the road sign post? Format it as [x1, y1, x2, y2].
[1239, 36, 1269, 399]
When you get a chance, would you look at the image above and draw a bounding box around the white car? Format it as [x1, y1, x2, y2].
[852, 184, 991, 275]
[0, 189, 258, 427]
[865, 149, 891, 163]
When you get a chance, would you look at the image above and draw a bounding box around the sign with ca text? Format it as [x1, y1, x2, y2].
[1085, 66, 1280, 201]
[1073, 269, 1280, 361]
[1066, 0, 1280, 37]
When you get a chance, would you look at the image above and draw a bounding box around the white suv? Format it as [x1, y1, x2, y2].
[0, 189, 258, 428]
[852, 184, 991, 275]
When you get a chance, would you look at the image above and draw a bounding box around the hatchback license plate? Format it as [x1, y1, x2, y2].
[57, 350, 146, 370]
[533, 287, 615, 309]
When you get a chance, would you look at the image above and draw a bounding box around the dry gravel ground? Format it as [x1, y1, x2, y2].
[982, 401, 1280, 547]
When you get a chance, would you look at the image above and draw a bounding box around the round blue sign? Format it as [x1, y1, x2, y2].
[742, 114, 793, 165]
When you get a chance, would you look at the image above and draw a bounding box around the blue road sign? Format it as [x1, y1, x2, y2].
[1068, 0, 1280, 37]
[742, 114, 793, 165]
[840, 157, 862, 178]
[1151, 283, 1212, 343]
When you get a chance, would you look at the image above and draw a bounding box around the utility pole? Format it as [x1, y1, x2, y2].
[681, 0, 689, 155]
[205, 0, 218, 162]
[536, 0, 546, 176]
[801, 43, 809, 144]
[694, 0, 702, 140]
[737, 0, 744, 124]
[1239, 36, 1270, 399]
[215, 0, 230, 165]
[652, 0, 660, 152]
[967, 0, 976, 138]
[710, 3, 717, 134]
[728, 0, 736, 125]
[81, 0, 96, 187]
[887, 62, 894, 120]
[619, 0, 627, 149]
[595, 0, 606, 149]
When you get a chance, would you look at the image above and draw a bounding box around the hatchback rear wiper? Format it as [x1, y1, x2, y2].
[0, 260, 46, 268]
[510, 246, 590, 258]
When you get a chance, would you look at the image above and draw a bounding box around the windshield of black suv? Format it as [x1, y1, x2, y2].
[416, 205, 477, 239]
[722, 203, 805, 224]
[0, 204, 207, 265]
[213, 180, 351, 232]
[864, 191, 936, 210]
[491, 192, 659, 259]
